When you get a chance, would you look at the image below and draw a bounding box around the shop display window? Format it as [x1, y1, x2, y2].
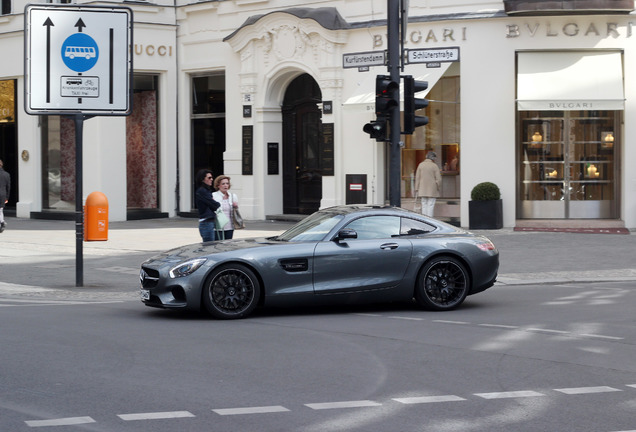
[518, 110, 618, 218]
[401, 75, 460, 200]
[126, 74, 159, 209]
[42, 116, 75, 210]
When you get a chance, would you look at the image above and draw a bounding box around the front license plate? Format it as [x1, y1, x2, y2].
[140, 289, 150, 301]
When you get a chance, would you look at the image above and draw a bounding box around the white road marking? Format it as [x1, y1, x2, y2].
[478, 324, 519, 329]
[432, 320, 469, 325]
[118, 411, 195, 421]
[393, 395, 466, 404]
[554, 386, 621, 395]
[305, 400, 382, 410]
[387, 316, 424, 321]
[0, 299, 125, 307]
[25, 417, 95, 427]
[527, 328, 569, 335]
[475, 391, 545, 399]
[212, 406, 289, 415]
[580, 333, 624, 340]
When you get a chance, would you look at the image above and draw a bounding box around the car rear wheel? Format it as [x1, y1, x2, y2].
[203, 264, 261, 319]
[415, 256, 470, 311]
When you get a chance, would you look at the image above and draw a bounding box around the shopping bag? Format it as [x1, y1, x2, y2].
[215, 208, 230, 230]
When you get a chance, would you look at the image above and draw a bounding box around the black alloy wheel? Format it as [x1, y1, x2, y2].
[203, 264, 261, 319]
[415, 256, 470, 311]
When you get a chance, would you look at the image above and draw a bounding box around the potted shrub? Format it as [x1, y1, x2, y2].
[469, 182, 503, 229]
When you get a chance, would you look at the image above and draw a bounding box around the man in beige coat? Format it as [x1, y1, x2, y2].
[414, 151, 441, 217]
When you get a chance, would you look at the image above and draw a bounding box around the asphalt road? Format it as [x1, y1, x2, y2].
[2, 216, 636, 431]
[2, 280, 636, 431]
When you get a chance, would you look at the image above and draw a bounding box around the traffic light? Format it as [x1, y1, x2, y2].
[403, 75, 429, 134]
[374, 75, 399, 116]
[363, 120, 387, 141]
[363, 75, 399, 141]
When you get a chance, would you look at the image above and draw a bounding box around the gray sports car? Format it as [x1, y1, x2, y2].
[139, 205, 499, 319]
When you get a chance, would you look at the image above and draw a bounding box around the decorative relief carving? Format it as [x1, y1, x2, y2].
[233, 15, 347, 87]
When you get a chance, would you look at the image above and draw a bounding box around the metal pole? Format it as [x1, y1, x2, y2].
[388, 0, 401, 207]
[74, 114, 84, 287]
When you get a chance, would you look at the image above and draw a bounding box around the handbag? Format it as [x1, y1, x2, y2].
[229, 193, 245, 229]
[215, 207, 230, 230]
[232, 207, 245, 229]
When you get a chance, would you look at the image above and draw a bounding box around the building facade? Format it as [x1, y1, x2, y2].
[1, 0, 635, 229]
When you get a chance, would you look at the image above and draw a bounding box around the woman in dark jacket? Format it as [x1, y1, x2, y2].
[195, 169, 220, 242]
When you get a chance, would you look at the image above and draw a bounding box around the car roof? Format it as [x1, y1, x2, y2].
[319, 204, 415, 216]
[317, 204, 464, 233]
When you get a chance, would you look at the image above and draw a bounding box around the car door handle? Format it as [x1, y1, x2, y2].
[380, 243, 399, 250]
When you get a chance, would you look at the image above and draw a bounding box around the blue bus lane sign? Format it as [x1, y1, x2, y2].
[24, 5, 133, 115]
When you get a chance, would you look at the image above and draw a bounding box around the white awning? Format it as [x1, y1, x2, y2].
[517, 51, 624, 111]
[343, 62, 452, 110]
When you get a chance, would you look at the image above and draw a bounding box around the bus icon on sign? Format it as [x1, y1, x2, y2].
[65, 46, 96, 60]
[61, 33, 99, 73]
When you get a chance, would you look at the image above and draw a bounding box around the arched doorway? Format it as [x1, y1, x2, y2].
[282, 74, 323, 214]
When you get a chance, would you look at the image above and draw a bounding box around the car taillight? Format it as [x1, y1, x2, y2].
[476, 240, 496, 251]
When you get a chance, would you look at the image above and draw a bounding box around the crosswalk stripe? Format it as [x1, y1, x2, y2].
[554, 386, 621, 395]
[305, 400, 381, 410]
[475, 391, 545, 399]
[212, 406, 289, 415]
[393, 395, 466, 404]
[118, 411, 195, 421]
[25, 417, 95, 427]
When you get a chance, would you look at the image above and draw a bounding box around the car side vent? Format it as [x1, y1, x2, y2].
[279, 259, 309, 272]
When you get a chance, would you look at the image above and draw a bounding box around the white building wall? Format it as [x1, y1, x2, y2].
[3, 0, 636, 228]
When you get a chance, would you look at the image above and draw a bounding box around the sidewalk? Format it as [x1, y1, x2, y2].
[1, 216, 635, 294]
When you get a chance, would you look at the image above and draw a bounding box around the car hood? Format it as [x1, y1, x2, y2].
[143, 237, 283, 266]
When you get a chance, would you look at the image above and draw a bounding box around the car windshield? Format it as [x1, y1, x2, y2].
[276, 212, 344, 242]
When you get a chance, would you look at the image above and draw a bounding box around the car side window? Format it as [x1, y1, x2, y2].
[400, 217, 436, 236]
[344, 216, 401, 240]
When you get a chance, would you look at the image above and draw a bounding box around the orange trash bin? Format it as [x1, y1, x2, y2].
[84, 191, 108, 241]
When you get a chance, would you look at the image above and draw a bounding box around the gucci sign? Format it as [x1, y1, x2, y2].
[134, 44, 173, 57]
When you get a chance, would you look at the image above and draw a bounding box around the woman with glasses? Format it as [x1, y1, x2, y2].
[195, 169, 220, 242]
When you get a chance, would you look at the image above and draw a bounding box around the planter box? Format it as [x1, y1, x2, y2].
[469, 199, 503, 230]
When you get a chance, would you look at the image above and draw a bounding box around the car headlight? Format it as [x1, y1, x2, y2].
[169, 258, 207, 278]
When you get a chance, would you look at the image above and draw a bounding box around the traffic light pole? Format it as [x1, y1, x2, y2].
[387, 0, 401, 207]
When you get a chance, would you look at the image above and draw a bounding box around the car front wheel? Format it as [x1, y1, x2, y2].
[202, 264, 261, 319]
[415, 256, 470, 311]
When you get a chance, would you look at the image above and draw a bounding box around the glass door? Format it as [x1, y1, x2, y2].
[519, 111, 618, 219]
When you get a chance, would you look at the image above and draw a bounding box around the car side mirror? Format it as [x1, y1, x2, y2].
[335, 228, 357, 242]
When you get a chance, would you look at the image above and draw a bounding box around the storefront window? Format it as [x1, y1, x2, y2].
[126, 74, 159, 210]
[0, 79, 16, 208]
[401, 74, 460, 200]
[519, 110, 619, 218]
[42, 116, 75, 210]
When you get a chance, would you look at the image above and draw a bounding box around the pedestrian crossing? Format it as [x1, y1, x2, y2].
[21, 384, 636, 430]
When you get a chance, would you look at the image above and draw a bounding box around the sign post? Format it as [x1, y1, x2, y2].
[24, 4, 133, 287]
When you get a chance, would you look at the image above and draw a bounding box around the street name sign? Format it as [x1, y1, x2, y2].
[406, 47, 460, 64]
[24, 4, 133, 115]
[343, 51, 386, 69]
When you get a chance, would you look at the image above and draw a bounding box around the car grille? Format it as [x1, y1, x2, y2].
[140, 267, 160, 289]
